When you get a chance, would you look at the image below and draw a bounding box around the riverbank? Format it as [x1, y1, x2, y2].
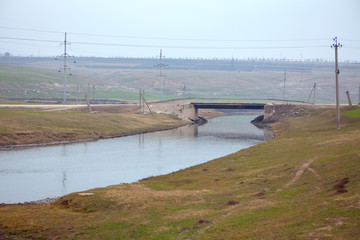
[0, 105, 185, 148]
[0, 106, 359, 239]
[0, 105, 222, 148]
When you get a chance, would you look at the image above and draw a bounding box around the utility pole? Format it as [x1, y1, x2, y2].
[306, 82, 317, 104]
[300, 51, 303, 83]
[143, 89, 146, 113]
[139, 88, 142, 113]
[346, 91, 352, 106]
[313, 82, 316, 105]
[358, 82, 360, 105]
[154, 49, 167, 102]
[332, 37, 342, 130]
[77, 85, 80, 104]
[283, 69, 287, 102]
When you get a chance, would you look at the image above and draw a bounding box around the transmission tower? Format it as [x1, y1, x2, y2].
[57, 32, 75, 105]
[331, 37, 342, 130]
[154, 49, 168, 102]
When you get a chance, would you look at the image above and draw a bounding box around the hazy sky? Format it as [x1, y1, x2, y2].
[1, 0, 359, 61]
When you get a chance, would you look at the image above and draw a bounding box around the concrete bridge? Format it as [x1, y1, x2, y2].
[191, 102, 266, 119]
[149, 102, 266, 122]
[148, 101, 334, 123]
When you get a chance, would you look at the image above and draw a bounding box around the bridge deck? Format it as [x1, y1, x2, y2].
[191, 102, 265, 110]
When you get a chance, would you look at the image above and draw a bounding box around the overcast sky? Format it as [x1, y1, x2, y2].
[1, 0, 359, 61]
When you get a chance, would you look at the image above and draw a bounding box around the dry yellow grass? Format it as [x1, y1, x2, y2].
[0, 106, 185, 146]
[0, 106, 359, 239]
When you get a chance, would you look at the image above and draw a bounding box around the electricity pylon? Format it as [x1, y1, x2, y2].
[57, 32, 75, 105]
[154, 49, 168, 102]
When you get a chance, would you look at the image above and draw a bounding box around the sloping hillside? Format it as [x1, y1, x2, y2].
[0, 107, 359, 239]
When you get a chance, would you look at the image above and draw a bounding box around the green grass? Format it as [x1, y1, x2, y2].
[346, 107, 360, 118]
[0, 107, 359, 239]
[2, 64, 360, 103]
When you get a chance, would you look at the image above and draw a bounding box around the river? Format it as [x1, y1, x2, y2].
[0, 111, 266, 204]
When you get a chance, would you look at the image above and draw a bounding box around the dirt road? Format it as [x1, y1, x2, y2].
[0, 104, 139, 113]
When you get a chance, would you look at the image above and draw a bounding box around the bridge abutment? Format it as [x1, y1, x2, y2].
[145, 103, 197, 121]
[263, 103, 298, 123]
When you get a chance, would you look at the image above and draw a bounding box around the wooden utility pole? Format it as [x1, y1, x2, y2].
[142, 89, 145, 113]
[332, 37, 342, 130]
[358, 83, 360, 105]
[283, 69, 286, 102]
[85, 94, 91, 112]
[139, 88, 142, 113]
[346, 91, 352, 106]
[306, 82, 317, 104]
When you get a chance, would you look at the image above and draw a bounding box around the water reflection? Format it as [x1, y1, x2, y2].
[62, 171, 67, 195]
[0, 113, 265, 204]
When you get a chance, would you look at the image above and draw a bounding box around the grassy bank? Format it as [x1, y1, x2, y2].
[0, 107, 359, 239]
[0, 106, 185, 147]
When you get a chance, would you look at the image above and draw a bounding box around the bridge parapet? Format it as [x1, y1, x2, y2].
[191, 102, 265, 110]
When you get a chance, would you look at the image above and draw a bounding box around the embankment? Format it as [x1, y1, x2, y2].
[0, 105, 186, 148]
[0, 107, 359, 239]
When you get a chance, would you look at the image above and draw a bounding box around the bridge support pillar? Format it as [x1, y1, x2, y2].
[194, 107, 198, 120]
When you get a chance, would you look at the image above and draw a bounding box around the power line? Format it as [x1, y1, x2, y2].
[68, 33, 331, 43]
[0, 39, 58, 49]
[72, 41, 330, 50]
[0, 36, 330, 50]
[343, 39, 360, 43]
[346, 45, 360, 49]
[0, 36, 59, 43]
[0, 26, 332, 42]
[0, 26, 63, 34]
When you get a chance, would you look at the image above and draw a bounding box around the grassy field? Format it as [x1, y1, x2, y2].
[0, 106, 359, 239]
[0, 106, 185, 146]
[1, 62, 360, 103]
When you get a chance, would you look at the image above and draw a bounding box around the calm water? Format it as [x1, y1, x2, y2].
[0, 113, 265, 204]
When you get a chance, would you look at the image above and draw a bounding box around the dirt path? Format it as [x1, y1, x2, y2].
[273, 158, 317, 195]
[0, 104, 139, 112]
[0, 104, 83, 110]
[189, 158, 318, 239]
